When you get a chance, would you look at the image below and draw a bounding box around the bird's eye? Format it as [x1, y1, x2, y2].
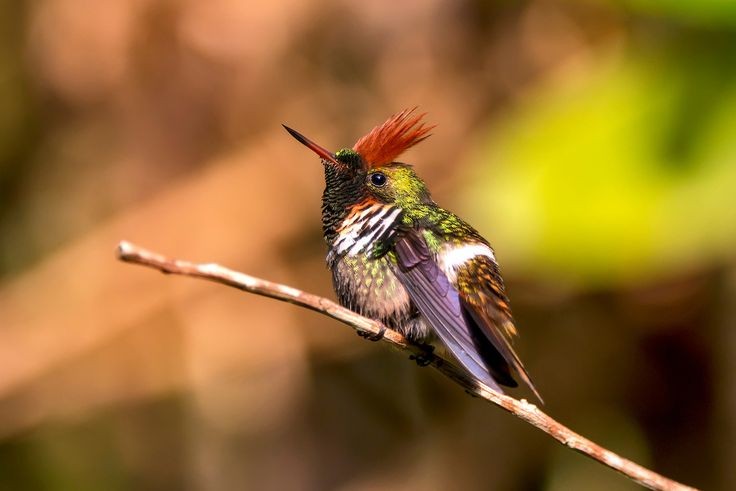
[370, 172, 387, 187]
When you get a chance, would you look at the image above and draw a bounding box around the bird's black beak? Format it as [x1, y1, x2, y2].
[282, 125, 339, 166]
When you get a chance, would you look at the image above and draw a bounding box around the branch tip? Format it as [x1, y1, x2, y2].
[116, 241, 134, 260]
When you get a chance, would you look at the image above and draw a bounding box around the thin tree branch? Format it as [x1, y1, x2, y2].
[116, 240, 698, 491]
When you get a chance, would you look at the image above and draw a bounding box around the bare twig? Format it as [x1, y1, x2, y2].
[116, 240, 698, 491]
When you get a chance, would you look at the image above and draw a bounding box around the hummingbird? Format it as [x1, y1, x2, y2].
[283, 109, 541, 402]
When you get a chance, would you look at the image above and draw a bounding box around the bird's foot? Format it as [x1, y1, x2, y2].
[409, 344, 435, 367]
[357, 325, 386, 342]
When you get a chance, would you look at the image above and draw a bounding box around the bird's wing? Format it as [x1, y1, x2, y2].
[456, 253, 542, 402]
[392, 230, 541, 401]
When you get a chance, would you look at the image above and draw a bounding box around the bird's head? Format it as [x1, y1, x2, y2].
[283, 108, 435, 214]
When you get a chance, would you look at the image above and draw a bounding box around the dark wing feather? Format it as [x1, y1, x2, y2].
[457, 255, 542, 402]
[393, 231, 541, 402]
[393, 232, 506, 393]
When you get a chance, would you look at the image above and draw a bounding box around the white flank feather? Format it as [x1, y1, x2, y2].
[439, 243, 496, 282]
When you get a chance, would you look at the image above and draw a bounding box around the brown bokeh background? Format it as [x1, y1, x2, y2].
[1, 1, 735, 490]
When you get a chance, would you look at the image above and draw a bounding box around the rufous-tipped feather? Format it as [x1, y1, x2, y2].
[353, 108, 435, 167]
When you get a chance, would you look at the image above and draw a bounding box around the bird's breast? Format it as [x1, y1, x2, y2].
[329, 251, 431, 342]
[331, 253, 411, 319]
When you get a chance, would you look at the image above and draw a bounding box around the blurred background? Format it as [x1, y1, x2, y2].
[0, 0, 734, 489]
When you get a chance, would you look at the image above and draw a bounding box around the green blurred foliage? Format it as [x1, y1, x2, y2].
[622, 0, 736, 26]
[466, 39, 736, 286]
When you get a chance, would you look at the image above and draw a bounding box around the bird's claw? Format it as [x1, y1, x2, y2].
[409, 345, 435, 367]
[357, 325, 386, 342]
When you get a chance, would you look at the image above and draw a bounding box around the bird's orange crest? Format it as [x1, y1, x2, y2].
[353, 108, 435, 168]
